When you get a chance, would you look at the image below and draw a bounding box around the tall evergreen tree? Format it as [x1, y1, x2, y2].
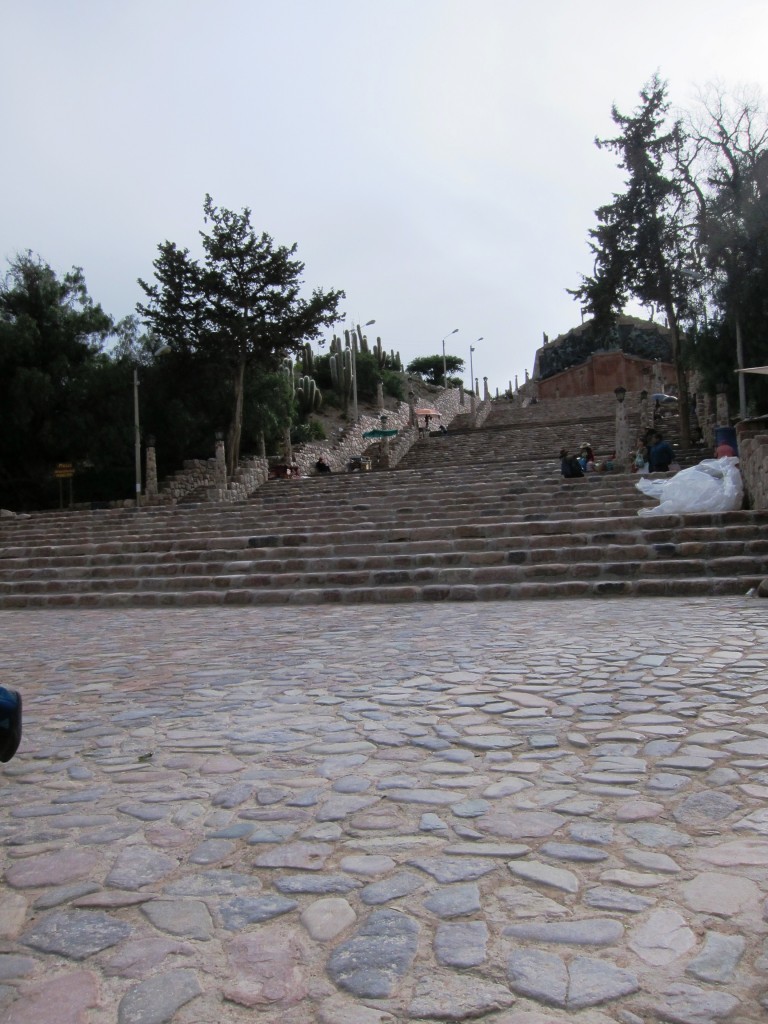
[138, 196, 344, 474]
[0, 253, 114, 508]
[571, 75, 697, 447]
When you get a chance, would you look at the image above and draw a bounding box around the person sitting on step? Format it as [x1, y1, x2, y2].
[578, 442, 595, 472]
[559, 448, 584, 478]
[647, 431, 674, 472]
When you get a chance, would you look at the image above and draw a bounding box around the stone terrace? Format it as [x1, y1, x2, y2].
[0, 392, 765, 608]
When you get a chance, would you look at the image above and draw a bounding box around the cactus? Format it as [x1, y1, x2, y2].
[282, 356, 295, 392]
[300, 342, 314, 376]
[329, 347, 353, 416]
[296, 374, 322, 416]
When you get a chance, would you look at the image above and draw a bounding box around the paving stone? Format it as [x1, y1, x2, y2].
[106, 846, 179, 890]
[507, 859, 579, 893]
[219, 894, 299, 929]
[140, 899, 214, 940]
[253, 841, 333, 870]
[685, 932, 746, 983]
[0, 955, 37, 980]
[646, 982, 741, 1024]
[496, 885, 570, 918]
[301, 897, 356, 940]
[339, 855, 396, 876]
[326, 909, 419, 998]
[104, 938, 197, 979]
[275, 873, 362, 895]
[21, 910, 132, 960]
[538, 842, 608, 862]
[628, 908, 696, 965]
[0, 969, 100, 1024]
[567, 955, 640, 1009]
[434, 921, 488, 967]
[224, 925, 310, 1008]
[5, 850, 100, 889]
[423, 883, 481, 919]
[681, 872, 761, 916]
[583, 886, 655, 913]
[407, 973, 515, 1020]
[673, 791, 742, 827]
[117, 968, 202, 1024]
[503, 918, 624, 945]
[408, 857, 497, 883]
[360, 871, 424, 905]
[506, 949, 568, 1007]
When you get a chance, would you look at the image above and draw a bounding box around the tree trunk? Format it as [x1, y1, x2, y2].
[227, 356, 247, 477]
[665, 300, 691, 450]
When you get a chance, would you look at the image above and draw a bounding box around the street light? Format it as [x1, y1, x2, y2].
[352, 319, 375, 422]
[469, 337, 483, 395]
[133, 368, 141, 508]
[442, 328, 459, 389]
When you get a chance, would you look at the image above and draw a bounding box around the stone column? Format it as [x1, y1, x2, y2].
[376, 381, 384, 411]
[483, 377, 489, 401]
[215, 433, 227, 491]
[716, 389, 729, 428]
[145, 437, 158, 499]
[459, 385, 465, 407]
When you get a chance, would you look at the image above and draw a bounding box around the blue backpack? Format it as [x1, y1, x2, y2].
[0, 687, 22, 763]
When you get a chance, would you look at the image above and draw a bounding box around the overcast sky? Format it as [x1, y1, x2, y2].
[3, 0, 768, 394]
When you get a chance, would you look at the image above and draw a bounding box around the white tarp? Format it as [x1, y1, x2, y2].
[636, 457, 743, 516]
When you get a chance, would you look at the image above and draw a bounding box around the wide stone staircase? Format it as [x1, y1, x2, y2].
[1, 394, 766, 608]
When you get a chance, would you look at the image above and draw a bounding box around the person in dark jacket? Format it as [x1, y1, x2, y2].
[559, 448, 584, 478]
[648, 432, 674, 472]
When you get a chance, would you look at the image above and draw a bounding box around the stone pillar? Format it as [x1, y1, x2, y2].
[716, 390, 729, 429]
[376, 381, 384, 411]
[614, 391, 631, 471]
[145, 437, 158, 499]
[483, 377, 489, 401]
[459, 385, 465, 407]
[215, 433, 227, 490]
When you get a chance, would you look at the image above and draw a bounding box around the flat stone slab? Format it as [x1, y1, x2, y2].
[407, 974, 514, 1021]
[326, 909, 419, 998]
[507, 949, 639, 1009]
[21, 910, 132, 960]
[117, 968, 202, 1024]
[503, 918, 624, 945]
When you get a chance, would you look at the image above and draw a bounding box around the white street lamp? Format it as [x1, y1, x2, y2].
[442, 328, 459, 388]
[469, 337, 483, 395]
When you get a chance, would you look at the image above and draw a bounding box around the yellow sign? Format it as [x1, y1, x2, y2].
[54, 463, 75, 479]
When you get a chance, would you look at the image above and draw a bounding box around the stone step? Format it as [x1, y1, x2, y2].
[0, 573, 760, 609]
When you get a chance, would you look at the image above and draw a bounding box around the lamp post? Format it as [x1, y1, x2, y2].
[469, 337, 482, 395]
[614, 385, 630, 471]
[352, 319, 375, 422]
[133, 367, 142, 508]
[441, 328, 459, 389]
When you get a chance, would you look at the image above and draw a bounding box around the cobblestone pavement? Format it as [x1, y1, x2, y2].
[1, 597, 767, 1024]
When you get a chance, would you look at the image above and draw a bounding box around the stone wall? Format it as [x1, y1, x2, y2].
[149, 387, 464, 501]
[737, 420, 768, 510]
[538, 351, 675, 401]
